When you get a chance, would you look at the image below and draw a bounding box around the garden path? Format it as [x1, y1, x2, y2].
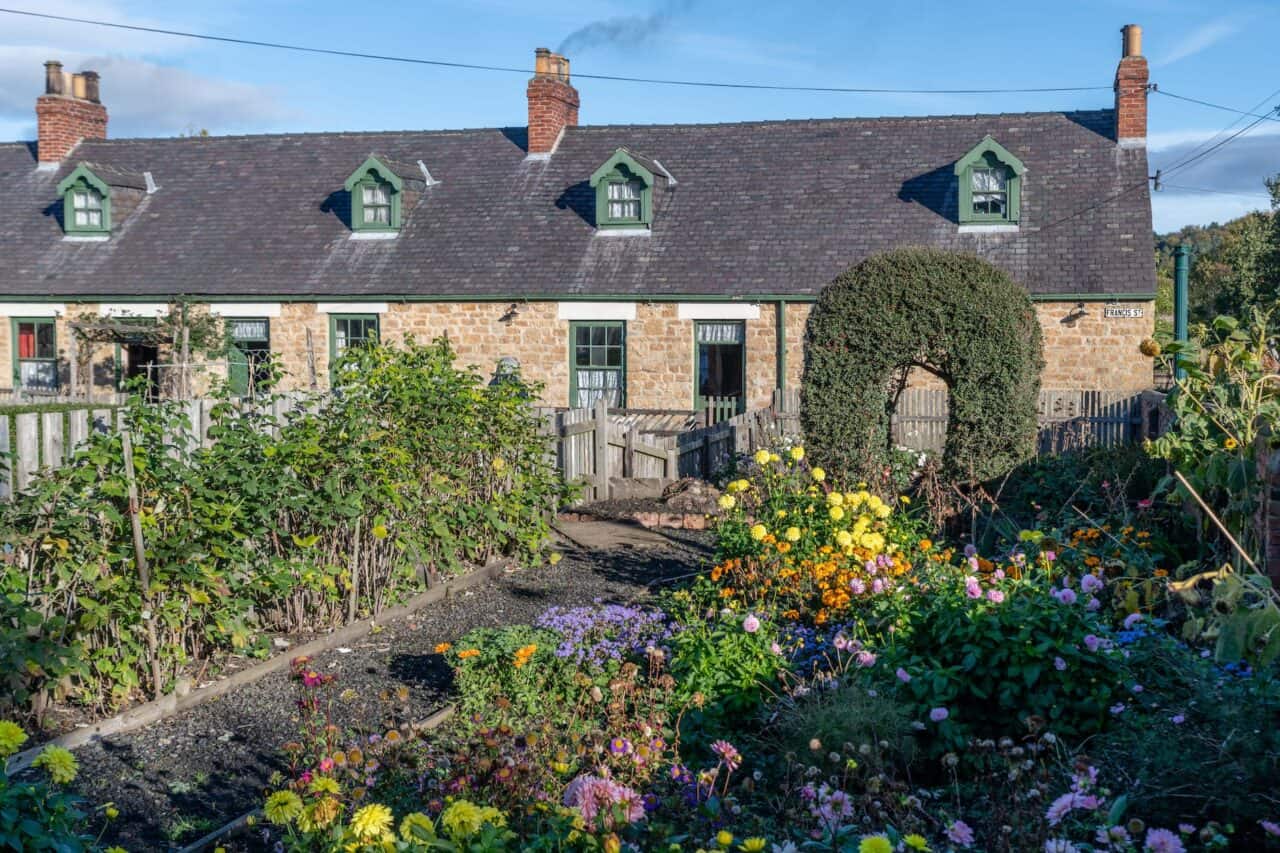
[72, 528, 712, 851]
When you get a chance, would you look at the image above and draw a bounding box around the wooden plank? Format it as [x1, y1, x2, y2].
[0, 417, 11, 502]
[593, 399, 609, 501]
[15, 413, 37, 491]
[41, 412, 64, 468]
[623, 428, 636, 478]
[68, 409, 89, 451]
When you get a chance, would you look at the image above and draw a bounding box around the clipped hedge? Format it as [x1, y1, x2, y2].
[801, 248, 1043, 484]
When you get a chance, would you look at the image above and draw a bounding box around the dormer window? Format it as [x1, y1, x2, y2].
[954, 136, 1026, 226]
[56, 164, 112, 235]
[344, 155, 404, 234]
[590, 149, 657, 230]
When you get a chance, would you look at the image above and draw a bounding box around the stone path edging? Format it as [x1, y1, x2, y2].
[5, 563, 507, 776]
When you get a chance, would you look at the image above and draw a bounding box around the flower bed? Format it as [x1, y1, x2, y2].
[234, 445, 1280, 852]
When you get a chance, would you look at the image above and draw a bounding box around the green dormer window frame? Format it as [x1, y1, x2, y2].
[954, 136, 1026, 225]
[590, 149, 655, 229]
[344, 156, 403, 232]
[56, 164, 111, 235]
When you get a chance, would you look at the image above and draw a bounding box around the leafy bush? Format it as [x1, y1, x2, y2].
[0, 721, 110, 851]
[0, 338, 568, 722]
[802, 248, 1043, 485]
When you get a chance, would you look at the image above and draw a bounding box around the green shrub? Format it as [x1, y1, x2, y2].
[446, 626, 570, 719]
[801, 248, 1043, 486]
[0, 338, 569, 722]
[0, 723, 103, 851]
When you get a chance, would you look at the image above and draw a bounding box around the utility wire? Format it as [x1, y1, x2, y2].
[1161, 184, 1274, 200]
[1158, 108, 1278, 178]
[0, 6, 1114, 95]
[1153, 88, 1280, 122]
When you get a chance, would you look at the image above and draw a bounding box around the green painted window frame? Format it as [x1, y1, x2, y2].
[589, 149, 655, 230]
[328, 313, 380, 380]
[56, 164, 111, 235]
[12, 317, 58, 390]
[343, 156, 403, 233]
[954, 136, 1026, 225]
[569, 320, 626, 407]
[693, 320, 746, 414]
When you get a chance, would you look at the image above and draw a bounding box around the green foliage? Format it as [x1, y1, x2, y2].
[802, 248, 1043, 486]
[767, 677, 915, 773]
[668, 611, 783, 725]
[0, 338, 568, 723]
[883, 562, 1124, 755]
[447, 626, 568, 720]
[0, 724, 102, 851]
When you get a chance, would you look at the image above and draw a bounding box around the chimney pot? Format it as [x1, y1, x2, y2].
[1121, 24, 1142, 58]
[82, 70, 100, 103]
[71, 73, 87, 100]
[44, 60, 64, 95]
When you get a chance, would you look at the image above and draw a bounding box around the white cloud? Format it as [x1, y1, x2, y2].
[1153, 18, 1240, 67]
[1152, 192, 1270, 232]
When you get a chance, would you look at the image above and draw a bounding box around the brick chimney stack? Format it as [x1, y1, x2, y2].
[526, 48, 578, 156]
[1114, 24, 1148, 146]
[37, 60, 108, 165]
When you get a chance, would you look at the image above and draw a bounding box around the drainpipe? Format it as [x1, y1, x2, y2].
[1173, 245, 1189, 381]
[775, 299, 787, 394]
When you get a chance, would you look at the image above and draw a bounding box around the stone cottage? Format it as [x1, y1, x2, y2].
[0, 26, 1155, 411]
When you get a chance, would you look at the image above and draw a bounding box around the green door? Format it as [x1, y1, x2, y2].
[227, 344, 249, 397]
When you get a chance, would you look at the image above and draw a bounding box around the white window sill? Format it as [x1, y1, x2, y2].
[594, 227, 651, 238]
[349, 231, 398, 241]
[958, 223, 1019, 234]
[62, 234, 109, 242]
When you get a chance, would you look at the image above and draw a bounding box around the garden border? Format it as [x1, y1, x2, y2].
[174, 704, 458, 853]
[5, 561, 509, 775]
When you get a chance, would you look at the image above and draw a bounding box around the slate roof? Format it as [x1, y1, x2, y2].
[0, 109, 1154, 300]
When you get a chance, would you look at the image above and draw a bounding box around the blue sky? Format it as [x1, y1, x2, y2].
[0, 0, 1276, 230]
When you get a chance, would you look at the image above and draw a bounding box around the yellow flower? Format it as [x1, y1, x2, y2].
[769, 452, 781, 464]
[899, 495, 911, 505]
[753, 449, 771, 465]
[750, 523, 768, 541]
[827, 491, 844, 507]
[860, 532, 885, 552]
[740, 839, 768, 852]
[309, 776, 341, 795]
[810, 467, 825, 482]
[903, 835, 931, 851]
[785, 526, 801, 542]
[440, 799, 505, 840]
[835, 530, 853, 548]
[104, 804, 120, 820]
[372, 523, 389, 539]
[491, 457, 506, 472]
[829, 505, 845, 522]
[717, 829, 735, 848]
[33, 746, 77, 784]
[264, 790, 304, 825]
[718, 494, 737, 510]
[549, 551, 563, 565]
[775, 509, 788, 519]
[789, 446, 805, 461]
[350, 803, 394, 840]
[1224, 436, 1239, 450]
[874, 504, 891, 519]
[400, 812, 436, 842]
[0, 721, 28, 758]
[860, 837, 893, 853]
[304, 797, 341, 831]
[104, 848, 128, 853]
[603, 835, 622, 853]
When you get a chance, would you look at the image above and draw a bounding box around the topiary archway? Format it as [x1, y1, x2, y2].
[801, 248, 1044, 485]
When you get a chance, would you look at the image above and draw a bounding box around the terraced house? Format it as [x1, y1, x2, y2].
[0, 26, 1155, 412]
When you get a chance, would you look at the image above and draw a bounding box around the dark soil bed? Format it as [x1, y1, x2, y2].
[70, 529, 711, 851]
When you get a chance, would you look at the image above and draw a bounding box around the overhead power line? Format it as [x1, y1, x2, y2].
[1153, 88, 1280, 123]
[1161, 184, 1274, 200]
[0, 6, 1114, 96]
[1158, 107, 1278, 178]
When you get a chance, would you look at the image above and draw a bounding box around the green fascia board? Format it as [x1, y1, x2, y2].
[954, 136, 1026, 177]
[0, 293, 1154, 304]
[56, 163, 111, 196]
[343, 155, 405, 192]
[589, 149, 655, 188]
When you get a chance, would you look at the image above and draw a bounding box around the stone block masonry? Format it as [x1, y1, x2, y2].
[0, 299, 1154, 405]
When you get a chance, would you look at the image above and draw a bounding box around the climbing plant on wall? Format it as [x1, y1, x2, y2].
[801, 248, 1043, 485]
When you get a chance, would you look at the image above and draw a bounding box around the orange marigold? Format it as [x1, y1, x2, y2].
[457, 649, 481, 660]
[434, 642, 453, 654]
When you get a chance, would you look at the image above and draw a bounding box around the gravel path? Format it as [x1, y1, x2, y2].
[72, 527, 712, 851]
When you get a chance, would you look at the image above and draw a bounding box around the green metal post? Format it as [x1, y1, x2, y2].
[775, 299, 787, 392]
[1174, 245, 1189, 381]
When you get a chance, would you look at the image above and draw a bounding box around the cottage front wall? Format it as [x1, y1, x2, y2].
[0, 298, 1154, 404]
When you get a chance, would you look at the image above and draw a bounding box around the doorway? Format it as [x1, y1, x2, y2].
[695, 321, 745, 422]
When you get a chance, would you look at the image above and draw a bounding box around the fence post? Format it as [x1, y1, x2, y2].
[594, 399, 610, 501]
[623, 427, 636, 478]
[666, 446, 679, 481]
[120, 428, 163, 700]
[41, 412, 64, 469]
[15, 413, 37, 492]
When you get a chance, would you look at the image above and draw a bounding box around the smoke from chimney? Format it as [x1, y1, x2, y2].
[557, 0, 695, 55]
